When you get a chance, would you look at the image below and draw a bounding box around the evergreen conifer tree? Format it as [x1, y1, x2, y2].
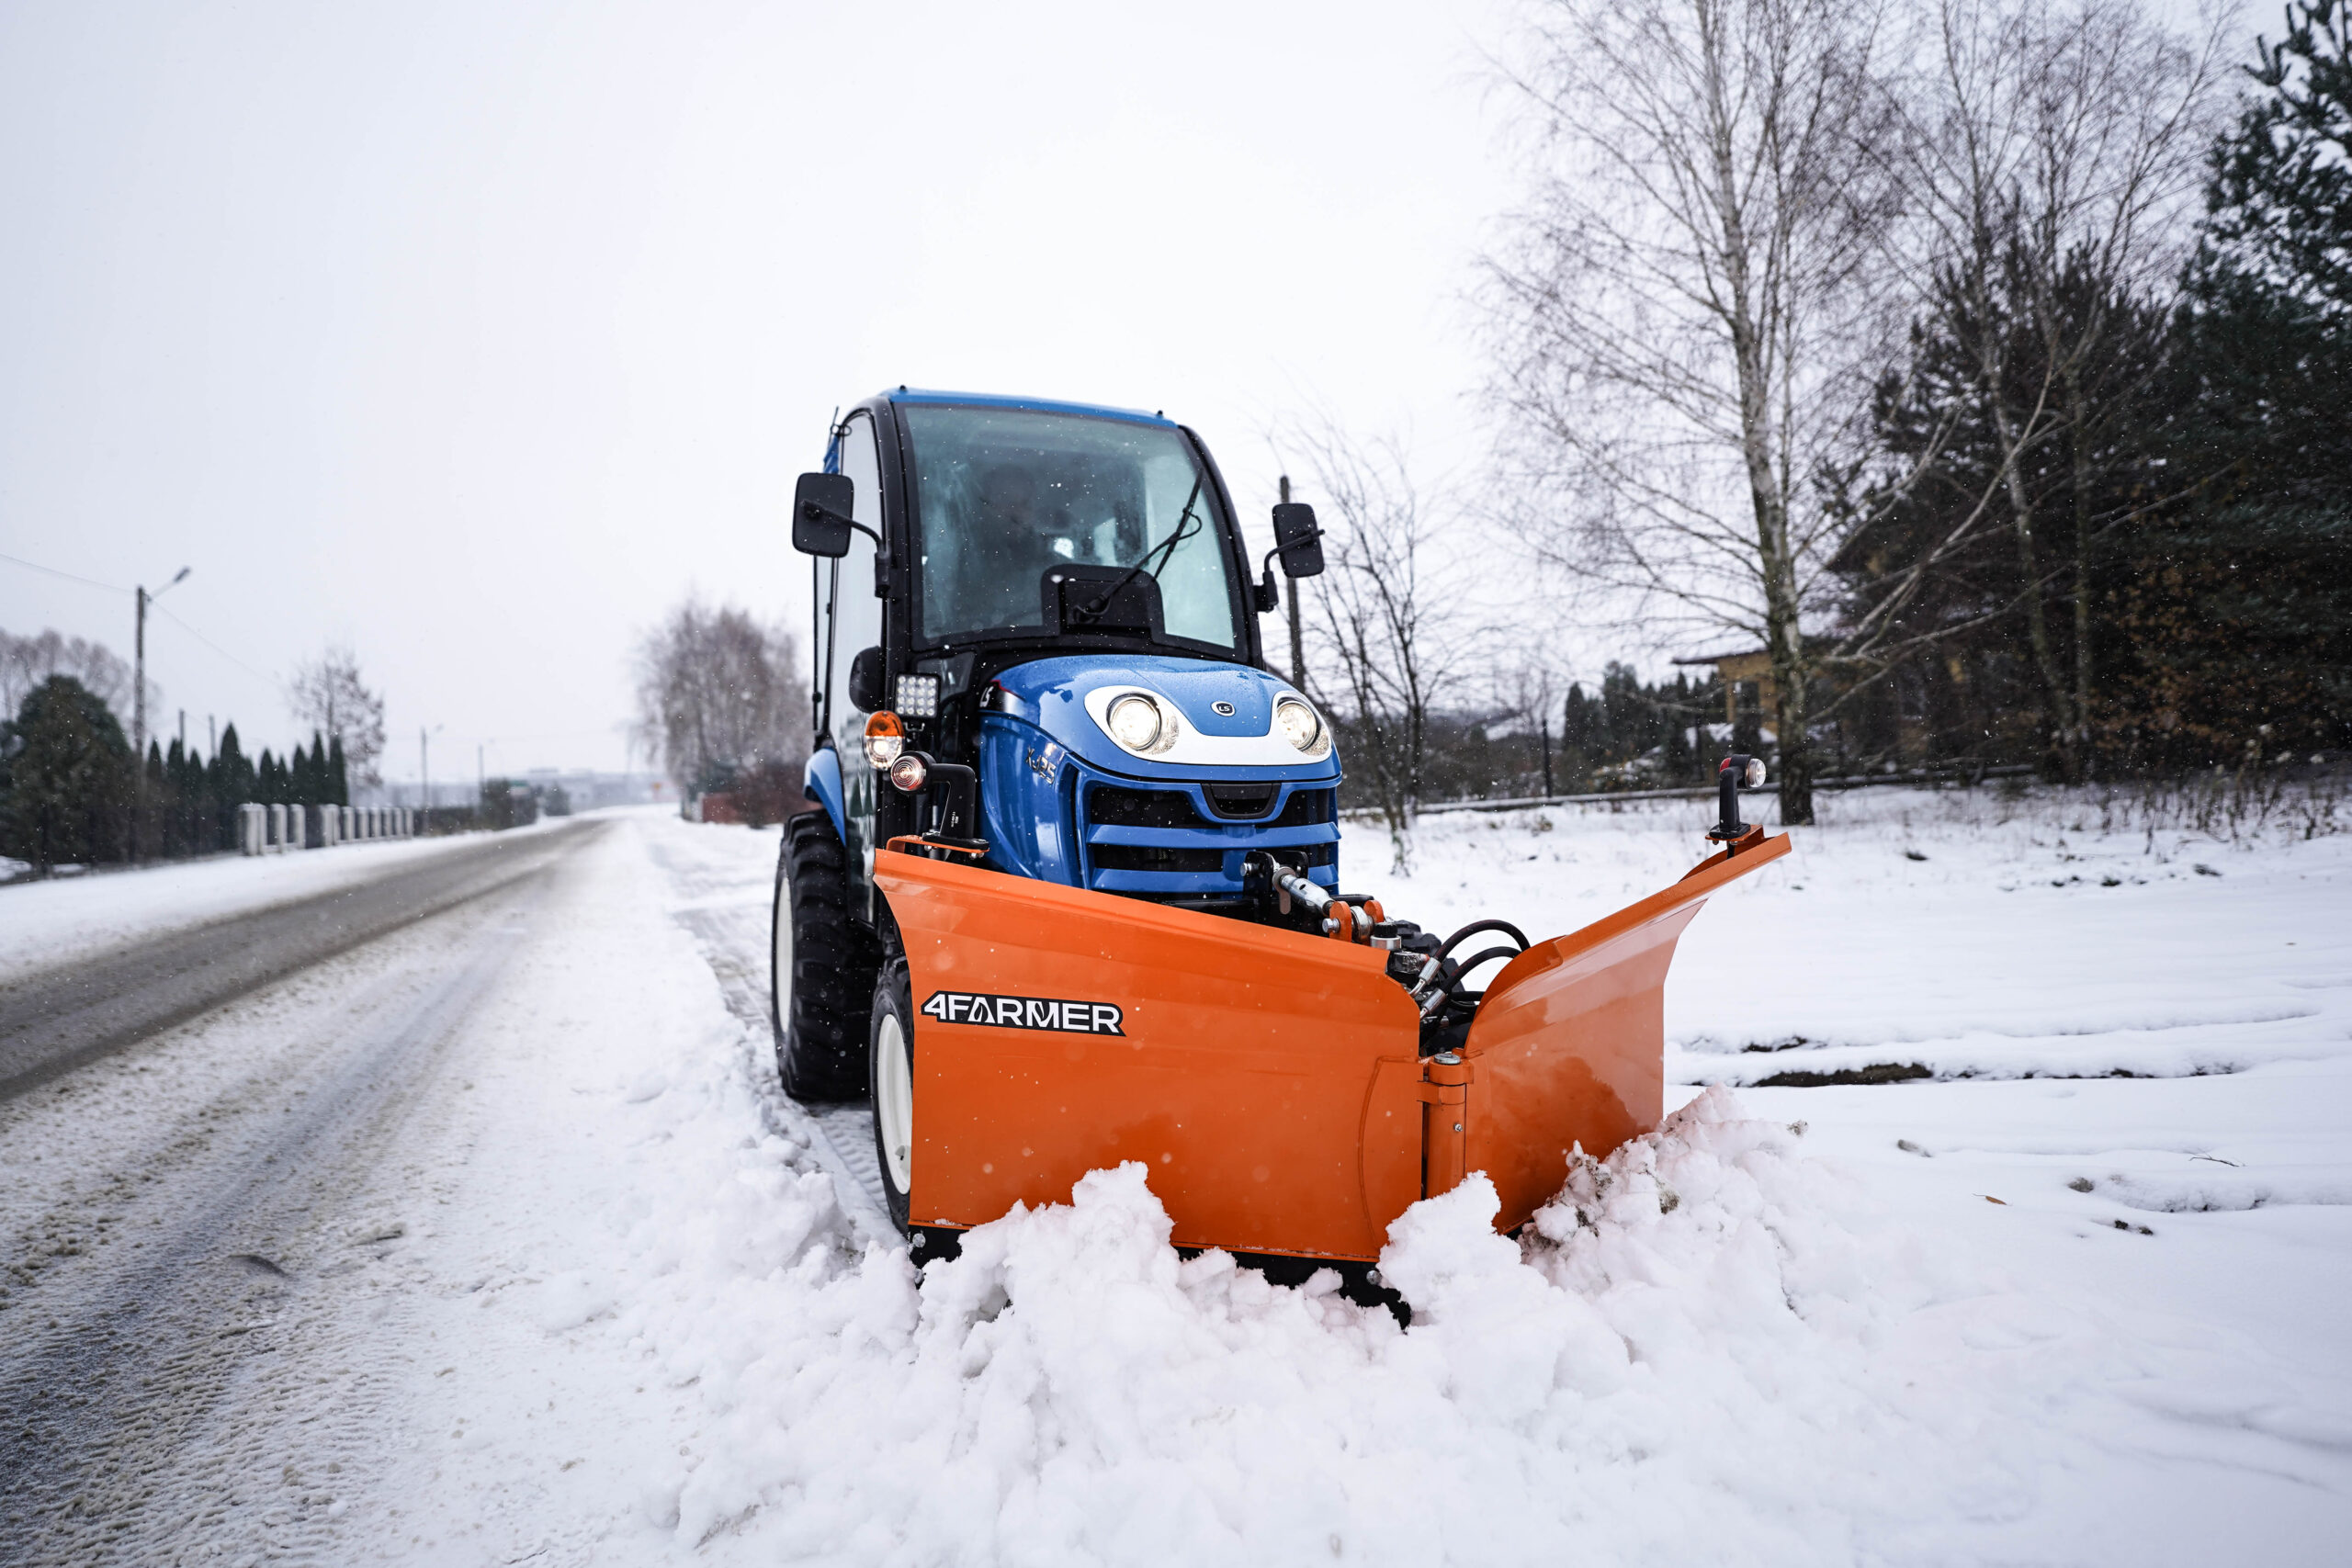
[0, 676, 134, 870]
[2142, 0, 2352, 758]
[327, 734, 348, 806]
[213, 723, 252, 846]
[144, 741, 165, 857]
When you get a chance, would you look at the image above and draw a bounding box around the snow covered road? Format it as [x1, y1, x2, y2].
[0, 795, 2346, 1564]
[0, 828, 596, 1564]
[0, 822, 598, 1100]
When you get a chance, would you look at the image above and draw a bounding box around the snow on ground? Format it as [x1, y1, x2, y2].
[24, 793, 2343, 1562]
[249, 791, 2344, 1565]
[0, 812, 575, 988]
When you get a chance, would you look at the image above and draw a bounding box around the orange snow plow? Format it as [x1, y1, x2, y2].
[870, 782, 1791, 1263]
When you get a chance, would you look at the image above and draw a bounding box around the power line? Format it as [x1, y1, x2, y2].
[150, 602, 277, 688]
[3, 548, 269, 684]
[0, 548, 129, 596]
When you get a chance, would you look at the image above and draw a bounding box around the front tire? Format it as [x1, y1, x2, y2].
[772, 808, 876, 1102]
[869, 954, 915, 1235]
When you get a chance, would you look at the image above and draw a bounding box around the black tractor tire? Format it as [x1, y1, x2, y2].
[869, 953, 916, 1235]
[772, 808, 876, 1102]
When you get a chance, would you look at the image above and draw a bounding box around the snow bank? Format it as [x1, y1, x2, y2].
[595, 1047, 2052, 1565]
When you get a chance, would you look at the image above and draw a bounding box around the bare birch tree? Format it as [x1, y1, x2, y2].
[1483, 0, 1903, 824]
[1288, 426, 1469, 873]
[1, 627, 151, 722]
[1864, 0, 2230, 779]
[632, 597, 806, 795]
[288, 645, 386, 785]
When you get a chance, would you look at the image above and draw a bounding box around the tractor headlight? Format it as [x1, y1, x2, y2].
[1105, 694, 1168, 753]
[1275, 697, 1324, 753]
[864, 712, 905, 769]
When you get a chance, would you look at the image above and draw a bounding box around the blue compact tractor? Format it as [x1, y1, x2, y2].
[771, 389, 1336, 1109]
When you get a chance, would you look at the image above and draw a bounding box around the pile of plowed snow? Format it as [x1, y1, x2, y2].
[602, 1075, 2046, 1563]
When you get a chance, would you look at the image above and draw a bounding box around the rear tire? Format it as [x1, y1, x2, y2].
[869, 954, 915, 1235]
[772, 808, 876, 1102]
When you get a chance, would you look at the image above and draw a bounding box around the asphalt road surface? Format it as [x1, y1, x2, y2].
[0, 821, 604, 1567]
[0, 825, 597, 1102]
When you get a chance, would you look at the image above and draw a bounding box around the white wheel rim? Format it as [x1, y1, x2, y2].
[876, 1012, 913, 1196]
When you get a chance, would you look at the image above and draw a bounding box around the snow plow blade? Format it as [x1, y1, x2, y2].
[872, 830, 1791, 1262]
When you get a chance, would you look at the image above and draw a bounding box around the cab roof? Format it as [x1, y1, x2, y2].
[879, 388, 1179, 429]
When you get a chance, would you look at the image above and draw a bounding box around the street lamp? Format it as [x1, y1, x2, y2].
[133, 566, 191, 858]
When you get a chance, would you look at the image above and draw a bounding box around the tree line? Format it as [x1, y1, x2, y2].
[1294, 0, 2350, 835]
[0, 628, 381, 874]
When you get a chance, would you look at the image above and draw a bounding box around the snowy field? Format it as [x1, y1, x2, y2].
[6, 791, 2347, 1564]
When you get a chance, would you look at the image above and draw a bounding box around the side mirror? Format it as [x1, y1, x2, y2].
[793, 472, 857, 558]
[1272, 502, 1324, 578]
[847, 646, 888, 714]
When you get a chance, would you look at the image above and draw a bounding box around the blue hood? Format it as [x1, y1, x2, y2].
[990, 655, 1340, 783]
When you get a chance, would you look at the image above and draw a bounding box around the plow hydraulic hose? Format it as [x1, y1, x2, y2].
[1434, 919, 1530, 962]
[1248, 851, 1536, 1017]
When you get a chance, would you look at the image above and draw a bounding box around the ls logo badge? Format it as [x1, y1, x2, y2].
[1212, 701, 1236, 716]
[922, 990, 1125, 1035]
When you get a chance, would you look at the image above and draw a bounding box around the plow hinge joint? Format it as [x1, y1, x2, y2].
[1419, 1052, 1473, 1197]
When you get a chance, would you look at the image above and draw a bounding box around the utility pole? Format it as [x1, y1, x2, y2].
[420, 723, 442, 819]
[177, 710, 185, 750]
[133, 591, 145, 765]
[1280, 474, 1306, 692]
[208, 715, 216, 759]
[131, 566, 191, 859]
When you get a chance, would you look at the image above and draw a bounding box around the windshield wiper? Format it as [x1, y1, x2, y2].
[1070, 479, 1204, 626]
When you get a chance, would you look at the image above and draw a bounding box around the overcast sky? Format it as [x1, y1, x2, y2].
[0, 1, 1518, 780]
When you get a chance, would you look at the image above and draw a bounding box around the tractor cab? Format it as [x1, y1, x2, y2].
[791, 390, 1334, 923]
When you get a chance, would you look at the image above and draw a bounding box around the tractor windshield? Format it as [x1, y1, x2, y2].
[901, 405, 1243, 652]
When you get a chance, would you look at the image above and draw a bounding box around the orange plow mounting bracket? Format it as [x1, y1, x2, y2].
[872, 831, 1791, 1263]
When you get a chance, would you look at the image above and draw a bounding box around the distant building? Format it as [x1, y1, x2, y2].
[362, 771, 665, 810]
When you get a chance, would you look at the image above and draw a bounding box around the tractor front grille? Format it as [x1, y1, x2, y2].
[1087, 785, 1202, 829]
[1091, 843, 1228, 874]
[1077, 780, 1340, 896]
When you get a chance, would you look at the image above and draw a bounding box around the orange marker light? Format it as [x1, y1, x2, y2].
[863, 711, 905, 769]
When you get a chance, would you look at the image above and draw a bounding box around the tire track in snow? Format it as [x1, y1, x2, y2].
[649, 829, 892, 1232]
